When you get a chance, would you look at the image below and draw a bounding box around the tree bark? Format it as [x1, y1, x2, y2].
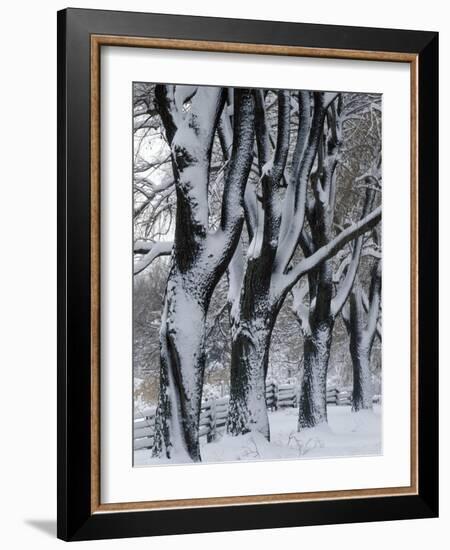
[298, 320, 332, 427]
[152, 269, 208, 461]
[227, 258, 278, 438]
[226, 90, 290, 439]
[343, 261, 381, 412]
[152, 86, 255, 460]
[226, 91, 381, 438]
[227, 314, 274, 439]
[350, 339, 373, 411]
[293, 97, 378, 429]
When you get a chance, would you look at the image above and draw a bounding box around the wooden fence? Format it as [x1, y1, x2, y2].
[134, 383, 281, 451]
[133, 384, 380, 451]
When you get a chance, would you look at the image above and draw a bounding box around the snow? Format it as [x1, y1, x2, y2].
[247, 218, 264, 260]
[133, 240, 173, 275]
[134, 405, 381, 466]
[261, 159, 274, 177]
[283, 205, 382, 292]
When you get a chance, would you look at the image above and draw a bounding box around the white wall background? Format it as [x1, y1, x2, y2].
[0, 1, 446, 548]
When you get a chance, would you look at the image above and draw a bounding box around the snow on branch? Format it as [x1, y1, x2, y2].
[290, 283, 311, 335]
[254, 89, 291, 258]
[331, 188, 376, 317]
[275, 92, 332, 274]
[133, 240, 173, 275]
[279, 205, 382, 296]
[333, 245, 381, 284]
[361, 284, 382, 341]
[156, 84, 227, 249]
[271, 90, 291, 183]
[215, 88, 255, 241]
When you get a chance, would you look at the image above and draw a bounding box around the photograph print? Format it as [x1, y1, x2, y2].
[132, 83, 382, 466]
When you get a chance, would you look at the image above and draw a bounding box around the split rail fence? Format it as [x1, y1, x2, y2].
[133, 383, 372, 452]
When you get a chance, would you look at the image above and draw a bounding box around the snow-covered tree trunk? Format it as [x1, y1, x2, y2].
[298, 320, 333, 427]
[152, 86, 255, 460]
[295, 190, 376, 428]
[350, 336, 373, 411]
[294, 94, 378, 428]
[226, 91, 381, 439]
[227, 308, 275, 439]
[295, 98, 340, 428]
[343, 260, 381, 411]
[152, 269, 208, 461]
[227, 90, 290, 438]
[227, 251, 282, 438]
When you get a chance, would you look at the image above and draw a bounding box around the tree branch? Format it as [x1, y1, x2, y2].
[331, 188, 376, 317]
[275, 92, 329, 274]
[278, 205, 381, 296]
[133, 241, 173, 275]
[361, 286, 382, 341]
[212, 88, 255, 262]
[257, 90, 291, 258]
[291, 283, 311, 335]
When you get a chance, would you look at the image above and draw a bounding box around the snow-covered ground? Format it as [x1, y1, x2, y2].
[134, 404, 382, 466]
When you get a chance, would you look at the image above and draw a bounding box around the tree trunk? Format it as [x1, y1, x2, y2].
[226, 90, 291, 439]
[344, 264, 381, 412]
[298, 318, 333, 428]
[227, 308, 274, 439]
[294, 181, 377, 429]
[152, 269, 207, 461]
[226, 92, 381, 438]
[151, 86, 255, 461]
[350, 337, 373, 411]
[227, 246, 278, 439]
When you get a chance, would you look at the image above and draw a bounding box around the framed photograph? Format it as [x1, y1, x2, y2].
[57, 8, 438, 541]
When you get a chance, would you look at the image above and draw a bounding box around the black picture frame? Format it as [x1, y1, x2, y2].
[57, 7, 438, 541]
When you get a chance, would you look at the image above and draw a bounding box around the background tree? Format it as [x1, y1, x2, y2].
[291, 94, 381, 428]
[226, 91, 381, 439]
[341, 226, 382, 411]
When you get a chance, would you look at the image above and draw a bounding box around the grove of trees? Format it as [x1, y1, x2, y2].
[133, 82, 382, 462]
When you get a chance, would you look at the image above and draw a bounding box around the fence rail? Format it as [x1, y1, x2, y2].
[133, 384, 381, 451]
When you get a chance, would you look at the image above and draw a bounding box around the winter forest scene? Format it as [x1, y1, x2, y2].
[133, 82, 382, 466]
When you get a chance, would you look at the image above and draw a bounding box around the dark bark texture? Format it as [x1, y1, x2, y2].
[152, 86, 255, 460]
